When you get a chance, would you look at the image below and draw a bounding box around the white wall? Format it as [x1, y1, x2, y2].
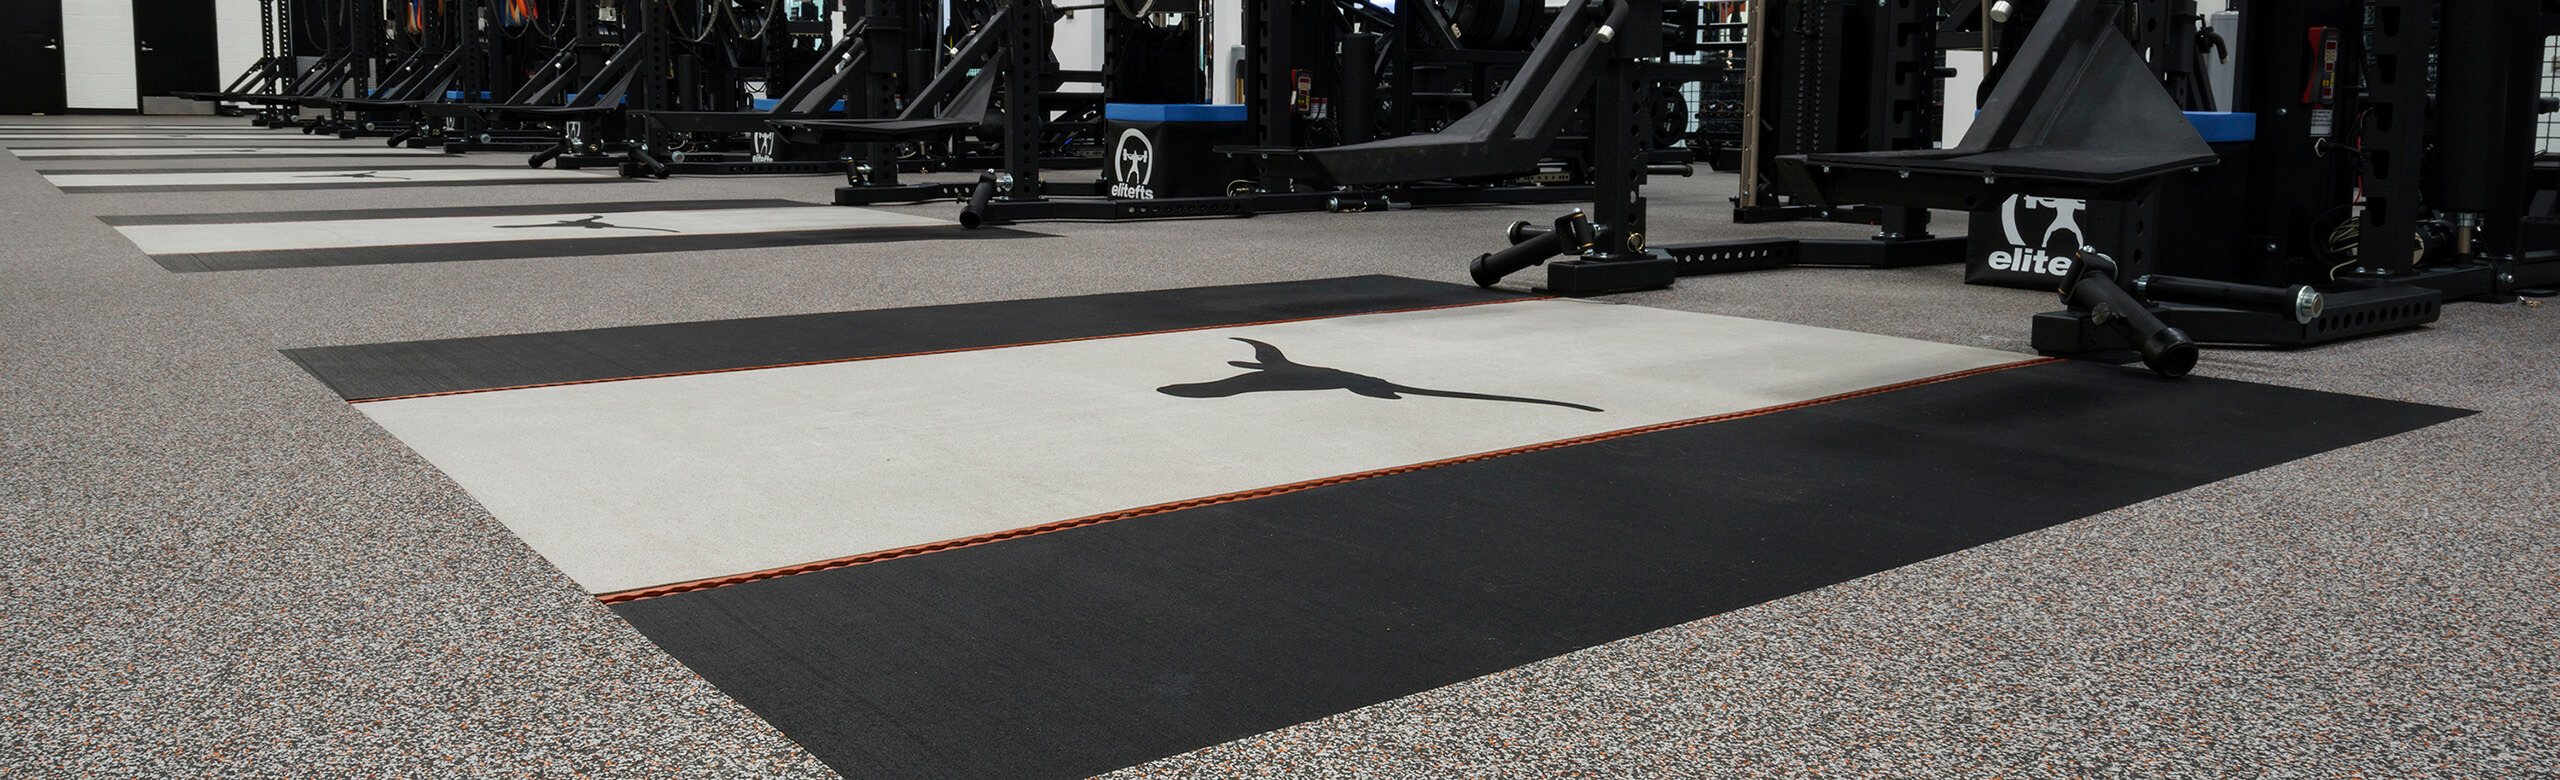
[2543, 36, 2559, 154]
[60, 0, 138, 110]
[1209, 0, 1242, 103]
[1942, 51, 1984, 146]
[1053, 6, 1105, 94]
[215, 0, 265, 87]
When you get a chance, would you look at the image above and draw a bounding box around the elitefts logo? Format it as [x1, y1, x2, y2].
[1108, 128, 1156, 199]
[1987, 195, 2098, 276]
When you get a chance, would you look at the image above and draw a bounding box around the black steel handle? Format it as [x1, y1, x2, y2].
[2134, 275, 2324, 324]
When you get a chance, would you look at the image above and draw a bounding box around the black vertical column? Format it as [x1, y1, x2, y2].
[1249, 0, 1307, 190]
[479, 0, 508, 97]
[2435, 0, 2538, 258]
[1865, 0, 1942, 152]
[261, 0, 280, 91]
[1386, 0, 1412, 141]
[915, 0, 939, 95]
[347, 0, 378, 96]
[1784, 0, 1840, 156]
[1739, 0, 1845, 219]
[2486, 1, 2546, 257]
[2131, 0, 2211, 108]
[1870, 0, 1943, 240]
[1249, 0, 1281, 149]
[1589, 0, 1660, 262]
[1000, 0, 1046, 199]
[858, 0, 901, 176]
[640, 0, 671, 111]
[458, 0, 481, 98]
[274, 0, 296, 127]
[2228, 0, 2353, 284]
[2156, 0, 2210, 109]
[574, 0, 600, 87]
[631, 0, 670, 161]
[1339, 32, 1378, 145]
[2350, 0, 2429, 276]
[2437, 0, 2508, 216]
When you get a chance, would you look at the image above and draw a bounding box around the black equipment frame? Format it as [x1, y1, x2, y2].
[1462, 0, 2559, 377]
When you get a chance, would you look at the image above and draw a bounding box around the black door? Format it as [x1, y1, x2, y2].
[133, 0, 220, 98]
[0, 0, 69, 113]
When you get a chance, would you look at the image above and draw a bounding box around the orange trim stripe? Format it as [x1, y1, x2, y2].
[597, 357, 2060, 604]
[349, 296, 1552, 403]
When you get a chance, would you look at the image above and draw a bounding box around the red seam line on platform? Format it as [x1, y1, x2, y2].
[596, 357, 2060, 604]
[347, 297, 1551, 404]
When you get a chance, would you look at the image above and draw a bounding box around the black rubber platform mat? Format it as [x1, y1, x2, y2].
[287, 275, 1536, 400]
[613, 359, 2466, 780]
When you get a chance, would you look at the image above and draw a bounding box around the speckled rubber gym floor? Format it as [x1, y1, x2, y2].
[3, 115, 2552, 779]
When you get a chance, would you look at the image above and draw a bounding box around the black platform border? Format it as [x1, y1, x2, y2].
[614, 359, 2468, 780]
[288, 275, 1538, 401]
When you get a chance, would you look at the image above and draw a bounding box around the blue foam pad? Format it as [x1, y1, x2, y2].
[445, 91, 494, 100]
[1970, 109, 2257, 144]
[2183, 111, 2255, 143]
[1105, 103, 1247, 123]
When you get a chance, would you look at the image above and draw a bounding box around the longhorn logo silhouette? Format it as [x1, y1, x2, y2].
[491, 215, 679, 233]
[1157, 338, 1601, 412]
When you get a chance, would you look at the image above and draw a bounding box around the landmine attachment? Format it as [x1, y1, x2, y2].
[528, 140, 569, 168]
[2055, 251, 2329, 378]
[2056, 251, 2198, 378]
[1469, 210, 1592, 287]
[960, 172, 1007, 230]
[623, 145, 673, 179]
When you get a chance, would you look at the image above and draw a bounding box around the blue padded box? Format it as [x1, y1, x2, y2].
[1970, 109, 2255, 143]
[1100, 103, 1253, 198]
[1104, 103, 1247, 123]
[2182, 111, 2255, 143]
